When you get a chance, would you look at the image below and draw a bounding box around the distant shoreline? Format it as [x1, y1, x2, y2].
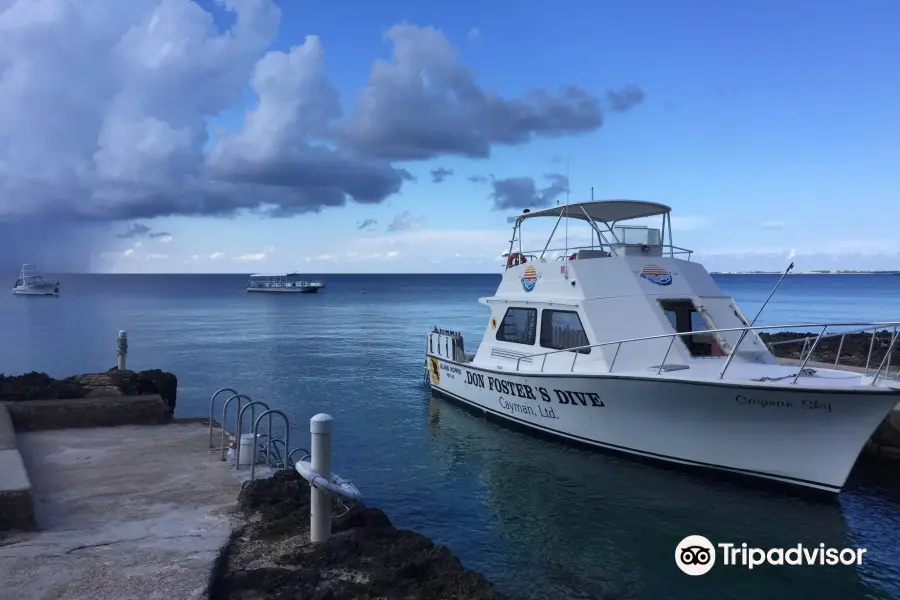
[711, 271, 900, 275]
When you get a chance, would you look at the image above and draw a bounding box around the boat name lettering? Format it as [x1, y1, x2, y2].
[735, 394, 833, 413]
[439, 363, 462, 379]
[498, 397, 559, 420]
[801, 399, 832, 413]
[735, 394, 793, 409]
[465, 371, 604, 408]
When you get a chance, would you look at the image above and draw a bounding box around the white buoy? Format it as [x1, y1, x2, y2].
[117, 330, 128, 370]
[309, 413, 333, 543]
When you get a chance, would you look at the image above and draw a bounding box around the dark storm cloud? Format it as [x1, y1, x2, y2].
[116, 223, 171, 239]
[489, 173, 569, 211]
[0, 1, 645, 270]
[117, 223, 152, 238]
[606, 85, 646, 113]
[430, 168, 454, 183]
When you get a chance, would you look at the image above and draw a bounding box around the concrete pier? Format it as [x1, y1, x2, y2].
[0, 421, 241, 600]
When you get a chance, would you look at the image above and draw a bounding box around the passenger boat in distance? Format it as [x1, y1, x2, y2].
[246, 273, 325, 293]
[12, 264, 59, 296]
[424, 199, 900, 493]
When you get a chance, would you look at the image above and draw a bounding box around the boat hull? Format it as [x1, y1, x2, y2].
[246, 286, 322, 293]
[12, 284, 58, 296]
[425, 355, 900, 493]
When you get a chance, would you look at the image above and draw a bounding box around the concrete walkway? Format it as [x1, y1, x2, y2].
[0, 423, 244, 600]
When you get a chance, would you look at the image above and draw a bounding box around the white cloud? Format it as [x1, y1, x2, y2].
[235, 252, 267, 261]
[385, 251, 399, 258]
[155, 235, 174, 243]
[209, 252, 226, 260]
[123, 248, 135, 257]
[146, 253, 168, 260]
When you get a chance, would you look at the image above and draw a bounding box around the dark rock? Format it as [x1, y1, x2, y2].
[0, 369, 176, 413]
[760, 331, 900, 369]
[0, 371, 86, 402]
[212, 469, 506, 600]
[136, 369, 177, 418]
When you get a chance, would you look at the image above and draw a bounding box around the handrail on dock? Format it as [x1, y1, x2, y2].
[208, 386, 310, 481]
[512, 320, 900, 384]
[208, 387, 238, 449]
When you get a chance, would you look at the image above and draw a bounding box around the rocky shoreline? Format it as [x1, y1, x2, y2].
[209, 469, 506, 600]
[0, 368, 177, 418]
[759, 331, 900, 369]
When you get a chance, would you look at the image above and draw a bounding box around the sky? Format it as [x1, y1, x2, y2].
[1, 0, 898, 274]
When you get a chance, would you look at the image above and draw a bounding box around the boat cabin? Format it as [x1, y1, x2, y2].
[465, 200, 778, 375]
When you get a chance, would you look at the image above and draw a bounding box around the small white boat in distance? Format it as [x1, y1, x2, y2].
[246, 273, 325, 293]
[12, 264, 59, 296]
[425, 199, 900, 494]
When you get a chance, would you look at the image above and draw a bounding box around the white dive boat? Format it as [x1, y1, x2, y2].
[425, 199, 900, 493]
[246, 273, 325, 293]
[12, 264, 59, 296]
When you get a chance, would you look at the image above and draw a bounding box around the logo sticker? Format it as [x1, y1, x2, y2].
[490, 316, 498, 330]
[428, 356, 440, 385]
[521, 264, 539, 292]
[640, 264, 672, 286]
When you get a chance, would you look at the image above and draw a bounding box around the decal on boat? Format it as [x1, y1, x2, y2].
[640, 264, 673, 286]
[428, 356, 440, 385]
[490, 316, 497, 330]
[521, 264, 539, 292]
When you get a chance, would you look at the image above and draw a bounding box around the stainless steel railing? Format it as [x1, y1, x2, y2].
[513, 321, 900, 385]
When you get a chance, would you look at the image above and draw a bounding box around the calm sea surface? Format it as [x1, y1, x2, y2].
[3, 273, 900, 600]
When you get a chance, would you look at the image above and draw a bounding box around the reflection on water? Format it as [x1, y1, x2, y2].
[426, 395, 899, 600]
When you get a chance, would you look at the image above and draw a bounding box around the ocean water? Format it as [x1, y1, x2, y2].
[3, 272, 900, 600]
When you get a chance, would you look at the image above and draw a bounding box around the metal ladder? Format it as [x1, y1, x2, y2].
[208, 387, 309, 481]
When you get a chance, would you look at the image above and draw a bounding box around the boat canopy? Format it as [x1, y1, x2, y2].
[514, 200, 671, 225]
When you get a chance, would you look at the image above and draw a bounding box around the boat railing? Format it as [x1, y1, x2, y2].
[513, 321, 900, 385]
[504, 244, 694, 262]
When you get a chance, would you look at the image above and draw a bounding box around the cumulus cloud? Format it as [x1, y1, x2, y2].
[0, 1, 644, 269]
[489, 173, 569, 211]
[338, 24, 641, 161]
[387, 211, 424, 232]
[430, 167, 454, 183]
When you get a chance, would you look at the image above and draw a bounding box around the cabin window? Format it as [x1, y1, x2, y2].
[496, 307, 537, 345]
[658, 299, 724, 357]
[539, 310, 591, 354]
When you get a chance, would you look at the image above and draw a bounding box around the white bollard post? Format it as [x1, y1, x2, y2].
[310, 413, 333, 543]
[117, 330, 128, 371]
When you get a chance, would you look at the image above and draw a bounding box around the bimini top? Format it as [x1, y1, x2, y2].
[515, 199, 671, 224]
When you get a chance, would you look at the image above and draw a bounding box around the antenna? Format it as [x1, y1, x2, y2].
[749, 262, 794, 326]
[564, 156, 570, 258]
[718, 261, 795, 379]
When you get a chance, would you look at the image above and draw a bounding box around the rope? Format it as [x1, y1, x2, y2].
[753, 368, 816, 382]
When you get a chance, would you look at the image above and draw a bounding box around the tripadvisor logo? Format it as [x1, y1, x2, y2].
[675, 535, 867, 576]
